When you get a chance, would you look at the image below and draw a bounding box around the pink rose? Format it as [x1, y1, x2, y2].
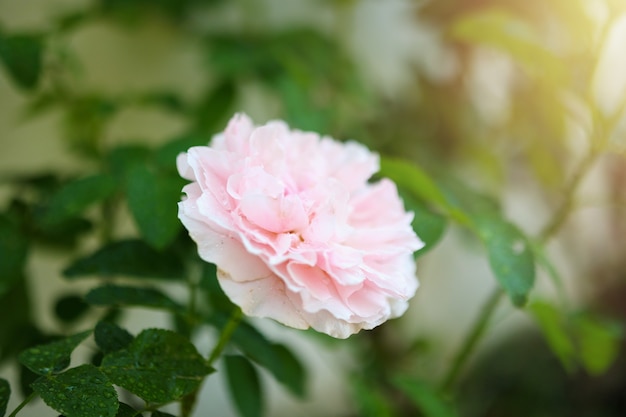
[178, 114, 423, 338]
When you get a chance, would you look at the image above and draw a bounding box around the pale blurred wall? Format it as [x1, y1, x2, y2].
[2, 0, 625, 416]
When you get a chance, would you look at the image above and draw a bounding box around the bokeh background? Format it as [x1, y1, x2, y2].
[2, 0, 626, 416]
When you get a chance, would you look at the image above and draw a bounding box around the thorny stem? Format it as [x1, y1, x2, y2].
[8, 391, 37, 417]
[439, 287, 504, 393]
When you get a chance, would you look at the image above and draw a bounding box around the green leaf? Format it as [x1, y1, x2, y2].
[275, 76, 329, 132]
[351, 376, 394, 417]
[379, 157, 470, 225]
[38, 174, 117, 227]
[35, 217, 93, 248]
[573, 314, 622, 375]
[433, 179, 535, 305]
[106, 145, 152, 184]
[125, 164, 183, 250]
[19, 362, 38, 397]
[55, 10, 92, 33]
[269, 343, 307, 398]
[154, 134, 210, 172]
[399, 191, 447, 257]
[0, 33, 43, 89]
[63, 96, 118, 158]
[86, 284, 184, 313]
[392, 376, 458, 417]
[116, 402, 142, 417]
[228, 320, 306, 397]
[380, 157, 448, 208]
[32, 365, 118, 417]
[54, 294, 90, 324]
[136, 91, 186, 113]
[194, 80, 237, 133]
[94, 321, 134, 354]
[0, 213, 29, 296]
[19, 331, 91, 375]
[63, 239, 184, 280]
[0, 280, 36, 364]
[529, 301, 576, 372]
[101, 329, 213, 403]
[475, 217, 535, 306]
[0, 378, 9, 417]
[224, 355, 263, 417]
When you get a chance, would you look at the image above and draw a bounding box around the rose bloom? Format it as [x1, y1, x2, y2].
[177, 114, 423, 338]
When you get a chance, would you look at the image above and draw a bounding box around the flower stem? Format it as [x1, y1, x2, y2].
[439, 286, 504, 393]
[538, 148, 599, 243]
[180, 308, 243, 417]
[207, 308, 243, 366]
[439, 139, 602, 394]
[8, 391, 37, 417]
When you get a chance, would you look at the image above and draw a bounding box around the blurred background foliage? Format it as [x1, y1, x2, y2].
[1, 0, 626, 416]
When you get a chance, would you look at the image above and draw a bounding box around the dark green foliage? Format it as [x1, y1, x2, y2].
[224, 355, 263, 417]
[125, 165, 184, 250]
[392, 376, 458, 417]
[54, 295, 90, 324]
[106, 145, 152, 184]
[97, 0, 224, 24]
[86, 284, 185, 313]
[0, 213, 29, 296]
[475, 217, 535, 306]
[136, 91, 187, 114]
[94, 321, 134, 355]
[209, 28, 361, 132]
[2, 2, 624, 416]
[116, 402, 143, 417]
[62, 96, 118, 158]
[398, 191, 447, 257]
[456, 324, 626, 417]
[34, 217, 93, 248]
[32, 365, 118, 417]
[63, 239, 184, 280]
[227, 319, 306, 398]
[193, 80, 237, 133]
[351, 376, 394, 417]
[0, 378, 9, 417]
[381, 156, 536, 305]
[154, 134, 211, 172]
[0, 32, 43, 89]
[100, 329, 213, 403]
[19, 363, 38, 397]
[268, 344, 307, 398]
[18, 331, 91, 376]
[37, 174, 117, 228]
[530, 302, 622, 375]
[379, 157, 458, 219]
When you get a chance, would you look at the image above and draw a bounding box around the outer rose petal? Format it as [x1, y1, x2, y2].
[178, 113, 423, 338]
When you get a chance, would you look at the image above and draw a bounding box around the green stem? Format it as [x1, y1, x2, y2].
[8, 391, 37, 417]
[207, 308, 243, 366]
[180, 309, 242, 417]
[439, 287, 504, 393]
[538, 148, 598, 243]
